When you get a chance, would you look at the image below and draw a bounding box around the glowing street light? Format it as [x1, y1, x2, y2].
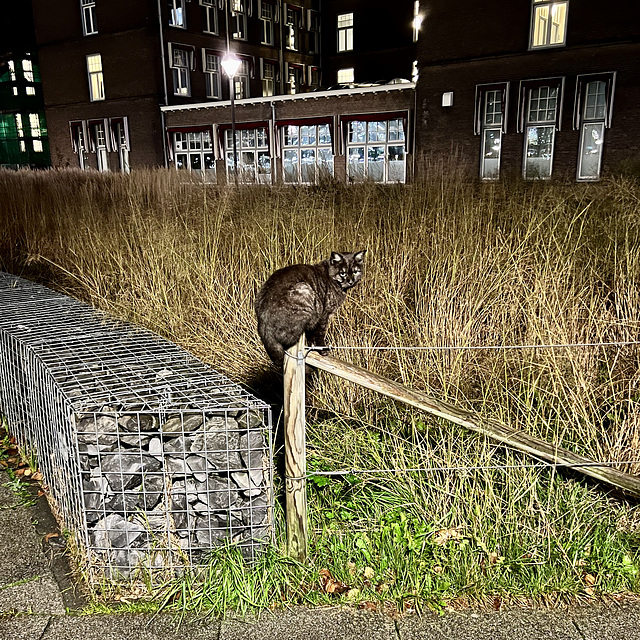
[221, 53, 241, 182]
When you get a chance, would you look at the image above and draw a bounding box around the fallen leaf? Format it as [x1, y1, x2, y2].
[347, 562, 357, 577]
[15, 468, 25, 476]
[359, 601, 377, 612]
[493, 596, 502, 610]
[32, 472, 43, 482]
[319, 568, 349, 595]
[488, 552, 499, 565]
[434, 526, 464, 546]
[584, 573, 597, 586]
[44, 533, 59, 543]
[585, 587, 596, 597]
[433, 565, 443, 574]
[23, 468, 32, 477]
[37, 490, 45, 497]
[346, 588, 360, 600]
[363, 566, 375, 580]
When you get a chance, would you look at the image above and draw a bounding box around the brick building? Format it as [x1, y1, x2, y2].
[0, 3, 49, 168]
[30, 0, 640, 182]
[416, 0, 640, 180]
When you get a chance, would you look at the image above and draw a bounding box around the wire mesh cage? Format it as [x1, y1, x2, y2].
[0, 272, 273, 584]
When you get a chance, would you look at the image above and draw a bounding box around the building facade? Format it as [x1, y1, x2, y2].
[416, 0, 640, 181]
[30, 1, 640, 182]
[0, 3, 50, 168]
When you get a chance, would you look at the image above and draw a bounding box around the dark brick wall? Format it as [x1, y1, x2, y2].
[416, 42, 640, 179]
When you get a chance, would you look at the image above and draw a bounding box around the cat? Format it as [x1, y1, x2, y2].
[254, 251, 366, 369]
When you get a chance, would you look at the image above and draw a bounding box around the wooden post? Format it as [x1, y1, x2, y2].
[283, 333, 308, 561]
[306, 351, 640, 498]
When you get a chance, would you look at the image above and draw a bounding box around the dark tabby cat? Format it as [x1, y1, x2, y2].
[255, 251, 366, 368]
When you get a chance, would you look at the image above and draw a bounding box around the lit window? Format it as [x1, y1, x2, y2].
[22, 59, 36, 96]
[523, 84, 560, 179]
[110, 118, 130, 174]
[8, 61, 18, 96]
[283, 122, 334, 184]
[232, 0, 247, 40]
[204, 52, 221, 99]
[575, 74, 615, 181]
[346, 118, 406, 183]
[171, 48, 191, 96]
[412, 60, 419, 83]
[174, 130, 215, 176]
[337, 13, 354, 52]
[530, 0, 568, 49]
[261, 60, 277, 97]
[224, 126, 271, 183]
[232, 59, 250, 99]
[15, 114, 26, 152]
[286, 6, 302, 50]
[200, 0, 218, 34]
[287, 63, 303, 94]
[81, 0, 98, 35]
[30, 113, 45, 153]
[168, 0, 186, 27]
[337, 68, 354, 84]
[86, 54, 105, 101]
[260, 1, 275, 45]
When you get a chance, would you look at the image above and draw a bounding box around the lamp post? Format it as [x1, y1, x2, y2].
[221, 53, 241, 184]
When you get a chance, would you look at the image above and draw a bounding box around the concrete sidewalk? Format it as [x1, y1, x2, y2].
[2, 468, 640, 640]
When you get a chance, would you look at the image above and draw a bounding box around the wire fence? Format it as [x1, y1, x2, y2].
[0, 272, 274, 584]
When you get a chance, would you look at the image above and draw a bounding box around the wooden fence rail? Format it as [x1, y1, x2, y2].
[284, 337, 640, 561]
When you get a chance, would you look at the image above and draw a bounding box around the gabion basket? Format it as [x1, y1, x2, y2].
[0, 273, 273, 583]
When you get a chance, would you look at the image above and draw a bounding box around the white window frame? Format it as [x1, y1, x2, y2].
[204, 52, 222, 99]
[28, 113, 44, 153]
[71, 122, 89, 169]
[110, 118, 130, 174]
[168, 0, 186, 27]
[200, 0, 218, 33]
[260, 1, 275, 45]
[282, 122, 334, 184]
[86, 54, 105, 101]
[475, 83, 508, 181]
[232, 59, 250, 99]
[261, 60, 276, 97]
[81, 0, 98, 35]
[287, 63, 303, 94]
[286, 6, 301, 50]
[522, 84, 559, 180]
[232, 0, 248, 40]
[346, 118, 406, 184]
[94, 122, 109, 172]
[224, 126, 271, 184]
[530, 0, 568, 49]
[575, 74, 615, 181]
[337, 12, 354, 52]
[173, 130, 215, 177]
[171, 48, 191, 96]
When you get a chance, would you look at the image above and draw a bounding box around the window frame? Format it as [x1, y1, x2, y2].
[529, 0, 568, 50]
[474, 82, 509, 181]
[286, 5, 302, 51]
[344, 114, 408, 184]
[281, 119, 334, 184]
[172, 128, 216, 177]
[574, 72, 616, 181]
[203, 51, 222, 99]
[168, 0, 186, 28]
[261, 59, 277, 97]
[308, 10, 320, 54]
[518, 78, 564, 180]
[86, 53, 105, 102]
[81, 0, 98, 36]
[286, 63, 304, 95]
[337, 12, 354, 52]
[170, 46, 192, 96]
[232, 0, 248, 40]
[222, 124, 271, 184]
[260, 1, 275, 45]
[200, 0, 218, 34]
[337, 68, 354, 84]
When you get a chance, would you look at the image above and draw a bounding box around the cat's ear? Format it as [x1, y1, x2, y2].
[330, 252, 344, 265]
[354, 250, 366, 263]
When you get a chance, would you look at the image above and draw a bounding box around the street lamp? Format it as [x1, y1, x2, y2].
[221, 53, 241, 183]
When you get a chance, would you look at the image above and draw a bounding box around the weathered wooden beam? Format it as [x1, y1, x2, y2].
[306, 351, 640, 498]
[283, 334, 308, 561]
